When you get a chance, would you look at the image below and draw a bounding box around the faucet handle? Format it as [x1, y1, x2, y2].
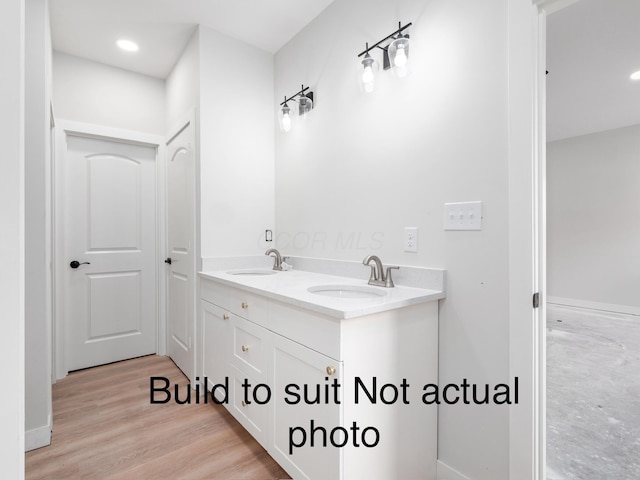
[384, 266, 399, 288]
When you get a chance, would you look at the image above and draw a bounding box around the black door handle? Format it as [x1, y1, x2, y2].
[165, 258, 172, 265]
[70, 261, 90, 269]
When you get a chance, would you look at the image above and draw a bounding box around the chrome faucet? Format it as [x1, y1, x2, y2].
[362, 255, 399, 288]
[265, 248, 283, 271]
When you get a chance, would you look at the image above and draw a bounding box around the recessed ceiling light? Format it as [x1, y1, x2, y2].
[630, 70, 640, 81]
[116, 39, 139, 52]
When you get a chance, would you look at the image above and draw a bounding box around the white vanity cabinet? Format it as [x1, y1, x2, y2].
[200, 274, 439, 480]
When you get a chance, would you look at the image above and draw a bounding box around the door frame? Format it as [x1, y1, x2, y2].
[509, 1, 582, 478]
[507, 2, 544, 477]
[53, 120, 166, 380]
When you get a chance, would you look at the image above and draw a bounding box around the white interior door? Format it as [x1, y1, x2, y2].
[62, 132, 157, 371]
[166, 118, 196, 381]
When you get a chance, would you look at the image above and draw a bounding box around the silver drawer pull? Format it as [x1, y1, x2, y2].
[242, 345, 249, 352]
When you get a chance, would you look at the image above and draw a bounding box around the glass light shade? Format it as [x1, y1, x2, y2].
[388, 34, 410, 78]
[298, 95, 313, 119]
[358, 53, 379, 93]
[278, 103, 293, 132]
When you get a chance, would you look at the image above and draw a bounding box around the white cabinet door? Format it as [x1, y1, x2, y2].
[269, 334, 343, 480]
[228, 363, 269, 447]
[201, 300, 231, 389]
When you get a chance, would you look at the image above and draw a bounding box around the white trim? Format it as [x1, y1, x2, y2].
[538, 35, 548, 480]
[534, 0, 581, 15]
[53, 122, 64, 379]
[533, 8, 548, 480]
[49, 105, 56, 385]
[437, 460, 472, 480]
[524, 2, 583, 480]
[156, 140, 167, 356]
[547, 297, 640, 317]
[508, 1, 543, 478]
[53, 120, 165, 379]
[55, 120, 163, 147]
[25, 416, 51, 452]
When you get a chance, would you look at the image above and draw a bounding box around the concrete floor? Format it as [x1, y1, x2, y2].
[546, 304, 640, 480]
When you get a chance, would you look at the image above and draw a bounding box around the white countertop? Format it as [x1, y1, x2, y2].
[199, 268, 445, 319]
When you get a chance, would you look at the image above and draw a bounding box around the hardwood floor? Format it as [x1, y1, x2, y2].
[26, 355, 290, 479]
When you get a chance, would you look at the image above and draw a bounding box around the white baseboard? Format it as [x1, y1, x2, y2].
[547, 296, 640, 316]
[437, 460, 472, 480]
[25, 418, 52, 452]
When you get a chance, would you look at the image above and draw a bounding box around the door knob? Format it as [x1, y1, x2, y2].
[165, 258, 172, 265]
[70, 261, 90, 269]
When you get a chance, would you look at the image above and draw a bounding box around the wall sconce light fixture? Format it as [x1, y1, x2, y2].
[278, 84, 314, 132]
[357, 22, 412, 92]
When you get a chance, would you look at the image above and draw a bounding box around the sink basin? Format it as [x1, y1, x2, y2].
[307, 285, 387, 299]
[226, 269, 277, 276]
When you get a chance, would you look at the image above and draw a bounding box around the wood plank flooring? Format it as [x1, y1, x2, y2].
[26, 355, 291, 479]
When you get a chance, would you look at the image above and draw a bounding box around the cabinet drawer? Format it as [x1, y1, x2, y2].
[201, 279, 268, 321]
[269, 299, 341, 361]
[228, 364, 268, 447]
[231, 315, 268, 382]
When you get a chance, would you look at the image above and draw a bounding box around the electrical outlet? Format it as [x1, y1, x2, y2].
[404, 227, 418, 252]
[444, 201, 482, 230]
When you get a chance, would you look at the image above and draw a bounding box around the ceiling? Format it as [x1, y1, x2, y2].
[547, 0, 640, 141]
[49, 0, 336, 79]
[50, 0, 640, 141]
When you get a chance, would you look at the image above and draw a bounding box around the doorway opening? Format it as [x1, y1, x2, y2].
[545, 1, 640, 478]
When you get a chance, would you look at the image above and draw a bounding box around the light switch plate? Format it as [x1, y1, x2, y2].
[444, 201, 482, 230]
[404, 227, 418, 252]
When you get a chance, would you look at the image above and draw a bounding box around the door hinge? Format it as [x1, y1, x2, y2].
[533, 292, 540, 309]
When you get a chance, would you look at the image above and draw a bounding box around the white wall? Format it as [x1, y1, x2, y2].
[547, 124, 640, 314]
[199, 26, 275, 258]
[0, 0, 25, 475]
[275, 0, 511, 478]
[52, 51, 165, 135]
[25, 0, 52, 451]
[166, 29, 199, 133]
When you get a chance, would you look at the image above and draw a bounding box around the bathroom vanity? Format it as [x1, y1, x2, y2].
[199, 264, 444, 480]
